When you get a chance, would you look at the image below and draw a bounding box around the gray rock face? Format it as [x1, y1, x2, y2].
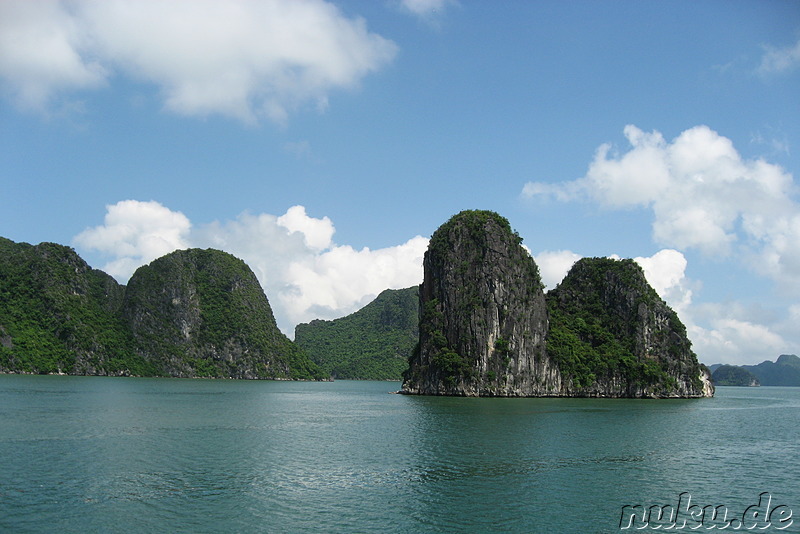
[402, 211, 557, 396]
[123, 248, 321, 379]
[402, 212, 713, 398]
[547, 258, 713, 398]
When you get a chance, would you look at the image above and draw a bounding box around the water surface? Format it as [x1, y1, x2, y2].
[1, 376, 797, 532]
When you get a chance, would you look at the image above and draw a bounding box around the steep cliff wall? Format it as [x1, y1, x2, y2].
[402, 213, 713, 398]
[123, 248, 323, 379]
[402, 211, 557, 395]
[547, 258, 712, 397]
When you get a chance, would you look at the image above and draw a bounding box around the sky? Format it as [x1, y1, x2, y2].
[1, 0, 799, 366]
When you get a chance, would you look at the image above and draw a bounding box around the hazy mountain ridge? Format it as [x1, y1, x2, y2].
[710, 355, 800, 386]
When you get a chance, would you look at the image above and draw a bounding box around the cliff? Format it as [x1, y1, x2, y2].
[402, 211, 554, 395]
[124, 248, 323, 379]
[0, 237, 323, 380]
[295, 287, 418, 380]
[401, 211, 713, 398]
[547, 258, 713, 397]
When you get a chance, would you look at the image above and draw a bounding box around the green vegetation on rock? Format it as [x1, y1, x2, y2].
[546, 257, 706, 396]
[403, 211, 711, 398]
[294, 287, 419, 380]
[711, 365, 760, 386]
[0, 237, 323, 380]
[124, 248, 324, 380]
[0, 237, 150, 375]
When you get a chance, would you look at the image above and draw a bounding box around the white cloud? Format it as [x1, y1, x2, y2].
[688, 303, 790, 366]
[0, 0, 397, 122]
[73, 200, 191, 280]
[74, 201, 426, 336]
[0, 1, 106, 110]
[277, 205, 334, 251]
[533, 250, 581, 289]
[279, 236, 428, 327]
[758, 38, 800, 74]
[522, 125, 800, 293]
[634, 249, 695, 317]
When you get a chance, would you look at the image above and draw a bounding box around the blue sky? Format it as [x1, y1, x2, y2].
[1, 0, 798, 365]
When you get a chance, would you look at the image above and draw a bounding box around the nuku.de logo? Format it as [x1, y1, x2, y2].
[619, 492, 793, 530]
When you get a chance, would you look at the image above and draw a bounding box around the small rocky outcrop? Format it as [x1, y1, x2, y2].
[123, 248, 323, 379]
[547, 258, 713, 398]
[402, 210, 556, 395]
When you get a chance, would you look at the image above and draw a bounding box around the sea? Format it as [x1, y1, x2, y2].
[1, 376, 797, 533]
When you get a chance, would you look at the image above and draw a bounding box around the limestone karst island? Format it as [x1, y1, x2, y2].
[401, 210, 713, 398]
[0, 211, 713, 398]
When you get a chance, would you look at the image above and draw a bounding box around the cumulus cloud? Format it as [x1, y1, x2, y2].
[688, 303, 791, 366]
[192, 208, 427, 330]
[533, 250, 582, 289]
[73, 200, 191, 280]
[0, 1, 106, 110]
[74, 201, 426, 336]
[634, 249, 694, 317]
[278, 236, 428, 327]
[276, 205, 334, 251]
[522, 125, 800, 293]
[0, 0, 397, 122]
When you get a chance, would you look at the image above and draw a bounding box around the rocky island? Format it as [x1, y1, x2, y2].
[401, 210, 713, 398]
[0, 238, 324, 380]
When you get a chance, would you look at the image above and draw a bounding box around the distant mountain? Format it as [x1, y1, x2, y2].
[775, 354, 800, 367]
[742, 354, 800, 386]
[294, 287, 419, 380]
[711, 365, 760, 386]
[0, 237, 323, 380]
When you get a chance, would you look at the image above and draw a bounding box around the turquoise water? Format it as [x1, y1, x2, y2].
[1, 376, 798, 533]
